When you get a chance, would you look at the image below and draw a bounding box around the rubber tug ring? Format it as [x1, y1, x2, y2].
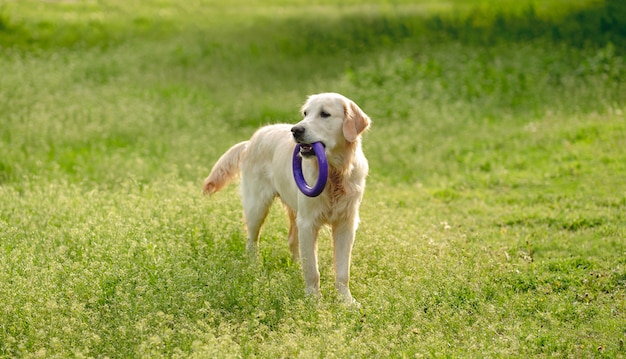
[292, 142, 328, 197]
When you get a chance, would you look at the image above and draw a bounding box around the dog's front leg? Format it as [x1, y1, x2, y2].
[297, 220, 321, 297]
[332, 219, 358, 305]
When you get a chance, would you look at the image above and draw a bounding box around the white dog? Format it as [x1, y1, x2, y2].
[203, 93, 370, 304]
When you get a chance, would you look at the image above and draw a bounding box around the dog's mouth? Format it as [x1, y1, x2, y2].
[299, 143, 324, 157]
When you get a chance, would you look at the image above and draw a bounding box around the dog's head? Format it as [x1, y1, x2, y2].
[291, 93, 370, 159]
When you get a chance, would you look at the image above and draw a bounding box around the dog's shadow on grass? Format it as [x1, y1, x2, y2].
[193, 231, 310, 315]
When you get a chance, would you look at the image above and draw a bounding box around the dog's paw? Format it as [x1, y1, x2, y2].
[305, 286, 322, 299]
[341, 295, 361, 308]
[336, 285, 359, 307]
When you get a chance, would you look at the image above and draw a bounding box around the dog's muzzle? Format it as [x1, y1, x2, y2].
[291, 125, 305, 142]
[291, 125, 312, 157]
[291, 126, 325, 157]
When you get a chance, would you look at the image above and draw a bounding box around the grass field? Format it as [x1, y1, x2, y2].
[1, 0, 625, 357]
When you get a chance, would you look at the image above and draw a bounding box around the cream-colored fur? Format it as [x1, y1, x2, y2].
[203, 93, 370, 304]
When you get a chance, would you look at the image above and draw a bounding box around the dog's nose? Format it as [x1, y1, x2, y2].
[291, 125, 305, 140]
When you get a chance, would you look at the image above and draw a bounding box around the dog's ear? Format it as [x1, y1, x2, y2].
[343, 100, 371, 142]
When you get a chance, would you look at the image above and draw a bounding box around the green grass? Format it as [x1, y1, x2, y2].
[1, 0, 625, 357]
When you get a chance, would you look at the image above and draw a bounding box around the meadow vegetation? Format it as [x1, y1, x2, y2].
[0, 0, 625, 357]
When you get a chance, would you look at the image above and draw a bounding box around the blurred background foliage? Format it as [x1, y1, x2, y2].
[0, 0, 624, 51]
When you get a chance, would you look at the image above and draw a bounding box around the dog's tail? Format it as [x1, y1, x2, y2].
[202, 141, 248, 194]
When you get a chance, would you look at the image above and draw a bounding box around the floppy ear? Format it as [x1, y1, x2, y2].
[343, 100, 371, 142]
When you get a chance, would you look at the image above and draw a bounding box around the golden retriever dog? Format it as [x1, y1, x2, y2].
[203, 93, 370, 304]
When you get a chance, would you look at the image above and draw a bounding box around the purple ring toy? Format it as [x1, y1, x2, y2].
[292, 142, 328, 197]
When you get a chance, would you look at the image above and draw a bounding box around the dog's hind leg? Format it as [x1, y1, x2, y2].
[241, 180, 275, 257]
[286, 208, 299, 262]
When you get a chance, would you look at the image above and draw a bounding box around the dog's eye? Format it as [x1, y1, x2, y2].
[303, 111, 307, 117]
[320, 111, 331, 118]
